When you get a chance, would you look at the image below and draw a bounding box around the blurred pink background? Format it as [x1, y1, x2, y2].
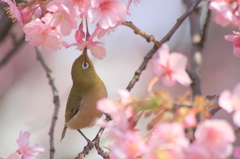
[0, 0, 240, 158]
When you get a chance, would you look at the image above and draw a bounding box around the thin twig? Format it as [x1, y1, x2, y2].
[122, 21, 159, 46]
[75, 116, 111, 159]
[0, 35, 25, 69]
[35, 47, 60, 159]
[126, 0, 202, 91]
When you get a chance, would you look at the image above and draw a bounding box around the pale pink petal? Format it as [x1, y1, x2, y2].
[89, 45, 106, 60]
[233, 111, 240, 127]
[172, 70, 192, 86]
[225, 35, 235, 41]
[7, 153, 20, 159]
[169, 53, 188, 71]
[97, 98, 118, 115]
[219, 90, 234, 113]
[17, 131, 30, 149]
[118, 89, 132, 104]
[26, 144, 45, 156]
[158, 44, 170, 66]
[152, 60, 165, 77]
[233, 47, 240, 57]
[161, 75, 175, 87]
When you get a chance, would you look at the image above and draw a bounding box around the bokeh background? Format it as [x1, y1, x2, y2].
[0, 0, 240, 158]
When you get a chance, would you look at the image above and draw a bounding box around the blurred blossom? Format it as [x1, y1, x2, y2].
[188, 119, 235, 159]
[153, 44, 192, 87]
[225, 31, 240, 57]
[219, 82, 240, 127]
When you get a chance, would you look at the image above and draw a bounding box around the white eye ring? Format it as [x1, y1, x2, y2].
[82, 61, 89, 69]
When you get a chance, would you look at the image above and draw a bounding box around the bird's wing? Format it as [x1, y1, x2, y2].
[61, 98, 83, 141]
[65, 97, 83, 122]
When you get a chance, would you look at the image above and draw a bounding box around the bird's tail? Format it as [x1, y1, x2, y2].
[61, 126, 67, 141]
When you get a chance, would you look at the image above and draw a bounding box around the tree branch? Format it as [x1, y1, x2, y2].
[126, 0, 202, 91]
[122, 21, 159, 46]
[183, 0, 203, 97]
[35, 47, 60, 159]
[199, 2, 211, 48]
[0, 35, 25, 69]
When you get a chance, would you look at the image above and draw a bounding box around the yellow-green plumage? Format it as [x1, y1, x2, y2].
[61, 49, 107, 140]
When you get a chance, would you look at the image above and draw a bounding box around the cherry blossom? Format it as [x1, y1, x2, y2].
[219, 82, 240, 127]
[153, 44, 192, 87]
[189, 119, 235, 159]
[225, 31, 240, 57]
[144, 122, 188, 159]
[17, 131, 45, 158]
[88, 0, 127, 29]
[42, 1, 77, 36]
[109, 131, 146, 159]
[66, 40, 106, 60]
[63, 0, 90, 17]
[209, 1, 235, 27]
[23, 19, 62, 51]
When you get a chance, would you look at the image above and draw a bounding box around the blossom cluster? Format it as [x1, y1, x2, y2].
[97, 88, 240, 159]
[0, 131, 45, 159]
[0, 0, 140, 59]
[209, 0, 240, 57]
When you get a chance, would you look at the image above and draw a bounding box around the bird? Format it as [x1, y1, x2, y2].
[61, 48, 107, 141]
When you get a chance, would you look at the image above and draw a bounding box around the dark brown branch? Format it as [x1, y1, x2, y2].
[199, 2, 211, 48]
[0, 13, 13, 43]
[183, 0, 203, 97]
[35, 47, 60, 159]
[122, 21, 159, 46]
[126, 0, 202, 91]
[0, 35, 25, 69]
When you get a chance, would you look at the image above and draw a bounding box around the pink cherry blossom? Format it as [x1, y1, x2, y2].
[189, 119, 235, 159]
[149, 122, 189, 149]
[23, 19, 62, 51]
[63, 0, 90, 17]
[209, 1, 234, 27]
[145, 122, 189, 159]
[88, 0, 127, 29]
[225, 31, 240, 57]
[127, 0, 140, 11]
[153, 44, 192, 87]
[17, 131, 45, 159]
[219, 82, 240, 127]
[97, 98, 134, 138]
[1, 0, 23, 27]
[66, 40, 106, 60]
[209, 0, 240, 29]
[42, 1, 77, 36]
[109, 131, 146, 159]
[118, 89, 132, 104]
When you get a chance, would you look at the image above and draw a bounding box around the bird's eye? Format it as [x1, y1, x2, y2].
[82, 61, 89, 69]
